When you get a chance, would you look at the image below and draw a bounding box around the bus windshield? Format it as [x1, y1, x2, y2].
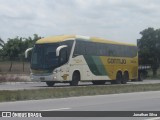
[31, 43, 59, 71]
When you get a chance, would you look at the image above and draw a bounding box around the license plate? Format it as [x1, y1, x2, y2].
[40, 77, 45, 80]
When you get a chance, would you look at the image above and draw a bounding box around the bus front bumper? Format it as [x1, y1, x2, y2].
[30, 73, 57, 82]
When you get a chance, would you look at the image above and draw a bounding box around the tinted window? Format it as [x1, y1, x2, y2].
[73, 39, 137, 58]
[61, 40, 74, 59]
[73, 40, 86, 56]
[31, 43, 59, 70]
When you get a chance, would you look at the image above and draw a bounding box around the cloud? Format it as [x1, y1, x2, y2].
[0, 0, 160, 43]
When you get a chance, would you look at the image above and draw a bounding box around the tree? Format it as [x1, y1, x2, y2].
[0, 38, 5, 59]
[2, 37, 23, 59]
[1, 34, 43, 71]
[137, 27, 160, 76]
[2, 34, 43, 59]
[0, 38, 5, 47]
[24, 34, 43, 48]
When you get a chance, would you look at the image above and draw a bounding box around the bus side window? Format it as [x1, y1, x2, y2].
[59, 48, 68, 65]
[98, 44, 106, 56]
[73, 40, 85, 57]
[108, 45, 115, 56]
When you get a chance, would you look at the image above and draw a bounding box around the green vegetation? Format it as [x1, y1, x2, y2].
[146, 68, 160, 79]
[0, 34, 42, 73]
[0, 84, 160, 102]
[0, 34, 42, 61]
[0, 38, 4, 47]
[138, 27, 160, 76]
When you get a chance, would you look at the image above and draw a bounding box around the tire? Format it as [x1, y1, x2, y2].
[92, 80, 106, 85]
[111, 72, 122, 84]
[122, 72, 129, 84]
[70, 72, 80, 86]
[46, 81, 55, 87]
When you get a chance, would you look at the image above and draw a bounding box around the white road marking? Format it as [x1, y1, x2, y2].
[41, 107, 71, 111]
[145, 117, 160, 120]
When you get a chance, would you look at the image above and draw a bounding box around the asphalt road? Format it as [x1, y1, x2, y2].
[0, 80, 160, 90]
[0, 91, 160, 120]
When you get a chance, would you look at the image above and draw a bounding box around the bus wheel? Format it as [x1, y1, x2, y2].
[70, 72, 80, 86]
[122, 72, 129, 84]
[92, 80, 106, 85]
[111, 72, 122, 84]
[46, 81, 55, 87]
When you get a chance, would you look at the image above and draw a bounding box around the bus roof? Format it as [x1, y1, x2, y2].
[36, 35, 136, 46]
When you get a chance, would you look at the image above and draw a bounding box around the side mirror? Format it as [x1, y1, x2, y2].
[25, 48, 33, 58]
[56, 45, 68, 56]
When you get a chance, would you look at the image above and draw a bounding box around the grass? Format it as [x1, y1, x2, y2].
[0, 83, 160, 102]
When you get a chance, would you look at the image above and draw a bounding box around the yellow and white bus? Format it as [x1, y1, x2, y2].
[25, 35, 138, 86]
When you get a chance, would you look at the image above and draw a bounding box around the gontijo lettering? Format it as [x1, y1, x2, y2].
[107, 58, 126, 64]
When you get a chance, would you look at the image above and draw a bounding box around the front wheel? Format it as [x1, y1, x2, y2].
[46, 81, 55, 87]
[70, 72, 80, 86]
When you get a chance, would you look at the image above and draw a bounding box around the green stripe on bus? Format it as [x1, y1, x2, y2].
[92, 56, 107, 75]
[84, 56, 107, 76]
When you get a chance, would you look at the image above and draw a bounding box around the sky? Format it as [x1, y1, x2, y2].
[0, 0, 160, 44]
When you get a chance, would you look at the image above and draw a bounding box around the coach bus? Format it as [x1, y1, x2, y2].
[25, 35, 138, 86]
